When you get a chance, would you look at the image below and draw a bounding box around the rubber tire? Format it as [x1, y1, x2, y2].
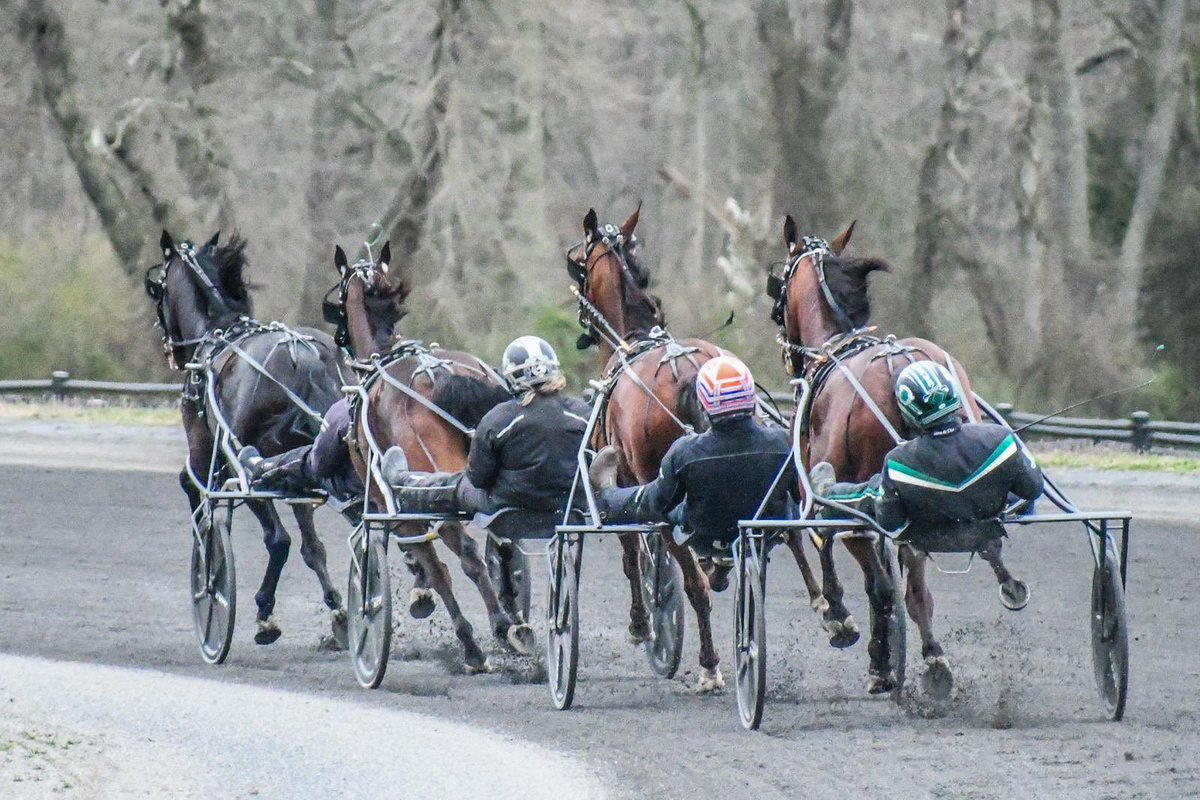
[547, 536, 580, 711]
[640, 534, 685, 678]
[870, 538, 907, 700]
[734, 543, 767, 731]
[190, 506, 236, 665]
[1091, 542, 1129, 721]
[348, 530, 392, 690]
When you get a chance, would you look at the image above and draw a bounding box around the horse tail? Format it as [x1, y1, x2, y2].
[432, 375, 512, 442]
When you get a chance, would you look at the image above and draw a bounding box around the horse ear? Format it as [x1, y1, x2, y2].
[204, 231, 220, 250]
[783, 216, 798, 255]
[583, 208, 599, 243]
[831, 220, 857, 254]
[619, 201, 641, 241]
[379, 242, 391, 273]
[334, 245, 348, 274]
[160, 230, 176, 259]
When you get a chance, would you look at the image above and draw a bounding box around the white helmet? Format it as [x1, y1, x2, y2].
[502, 336, 562, 392]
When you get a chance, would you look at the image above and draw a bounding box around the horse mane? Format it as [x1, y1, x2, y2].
[364, 271, 412, 345]
[610, 242, 664, 335]
[432, 375, 512, 432]
[822, 253, 890, 329]
[204, 233, 253, 315]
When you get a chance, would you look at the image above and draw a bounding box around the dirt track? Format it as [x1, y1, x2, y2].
[0, 426, 1198, 798]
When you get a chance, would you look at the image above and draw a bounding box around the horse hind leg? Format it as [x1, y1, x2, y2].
[845, 536, 897, 693]
[409, 541, 492, 674]
[667, 539, 723, 693]
[619, 532, 651, 644]
[439, 521, 533, 656]
[902, 548, 953, 700]
[247, 500, 291, 645]
[979, 539, 1030, 611]
[290, 504, 348, 650]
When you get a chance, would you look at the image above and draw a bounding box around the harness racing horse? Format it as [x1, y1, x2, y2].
[567, 207, 809, 692]
[145, 231, 348, 648]
[771, 216, 1027, 695]
[328, 243, 534, 673]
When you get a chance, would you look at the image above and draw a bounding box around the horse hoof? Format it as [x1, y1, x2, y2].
[822, 615, 860, 649]
[325, 608, 349, 651]
[465, 657, 494, 675]
[254, 617, 282, 646]
[920, 655, 954, 701]
[695, 667, 725, 694]
[867, 672, 897, 695]
[506, 623, 536, 656]
[628, 621, 651, 646]
[999, 580, 1030, 611]
[409, 588, 436, 619]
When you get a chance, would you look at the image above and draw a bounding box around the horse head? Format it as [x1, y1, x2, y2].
[567, 205, 663, 362]
[330, 242, 410, 359]
[145, 229, 252, 368]
[773, 216, 889, 372]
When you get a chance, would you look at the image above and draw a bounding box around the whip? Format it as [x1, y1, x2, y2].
[1012, 345, 1164, 433]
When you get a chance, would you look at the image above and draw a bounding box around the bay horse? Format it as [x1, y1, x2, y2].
[330, 243, 533, 673]
[567, 207, 826, 692]
[146, 231, 347, 648]
[772, 215, 1025, 695]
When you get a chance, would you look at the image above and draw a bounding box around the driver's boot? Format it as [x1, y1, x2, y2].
[238, 445, 311, 493]
[381, 446, 463, 514]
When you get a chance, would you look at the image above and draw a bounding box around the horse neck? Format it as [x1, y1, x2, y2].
[588, 258, 634, 367]
[343, 285, 381, 360]
[166, 267, 213, 362]
[786, 274, 841, 349]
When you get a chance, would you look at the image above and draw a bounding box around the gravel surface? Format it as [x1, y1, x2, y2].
[0, 424, 1198, 798]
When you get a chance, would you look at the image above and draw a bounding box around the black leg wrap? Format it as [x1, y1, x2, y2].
[390, 471, 464, 514]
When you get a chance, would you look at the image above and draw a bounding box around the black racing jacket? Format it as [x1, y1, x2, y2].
[877, 422, 1043, 541]
[466, 392, 591, 511]
[601, 414, 794, 549]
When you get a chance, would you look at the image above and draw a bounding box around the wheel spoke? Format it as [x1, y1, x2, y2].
[213, 590, 230, 609]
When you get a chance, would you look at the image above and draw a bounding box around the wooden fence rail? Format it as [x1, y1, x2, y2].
[1, 372, 1196, 451]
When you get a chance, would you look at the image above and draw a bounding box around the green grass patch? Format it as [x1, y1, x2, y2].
[1032, 448, 1200, 474]
[0, 401, 178, 427]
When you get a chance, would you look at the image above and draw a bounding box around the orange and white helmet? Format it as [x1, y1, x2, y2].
[696, 355, 756, 417]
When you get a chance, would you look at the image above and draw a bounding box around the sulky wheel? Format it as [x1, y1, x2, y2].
[734, 536, 767, 730]
[639, 531, 685, 678]
[871, 537, 908, 700]
[347, 527, 392, 689]
[1091, 540, 1129, 721]
[546, 534, 581, 710]
[486, 534, 531, 624]
[190, 500, 236, 665]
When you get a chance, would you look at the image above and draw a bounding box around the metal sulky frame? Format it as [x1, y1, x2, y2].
[547, 380, 690, 711]
[183, 360, 327, 666]
[733, 379, 1132, 731]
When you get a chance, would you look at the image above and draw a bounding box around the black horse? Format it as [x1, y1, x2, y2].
[146, 230, 348, 648]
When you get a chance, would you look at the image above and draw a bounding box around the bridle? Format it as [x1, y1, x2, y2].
[768, 235, 858, 336]
[145, 238, 236, 365]
[322, 256, 385, 351]
[566, 224, 641, 347]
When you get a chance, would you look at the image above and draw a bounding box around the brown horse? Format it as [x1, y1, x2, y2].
[331, 243, 533, 673]
[567, 207, 818, 692]
[774, 215, 1025, 695]
[146, 231, 347, 648]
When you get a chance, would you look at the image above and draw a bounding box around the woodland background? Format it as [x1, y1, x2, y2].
[1, 0, 1198, 416]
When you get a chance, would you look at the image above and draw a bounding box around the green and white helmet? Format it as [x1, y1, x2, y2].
[893, 361, 962, 430]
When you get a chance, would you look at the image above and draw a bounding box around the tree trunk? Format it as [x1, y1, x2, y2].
[755, 0, 851, 231]
[1115, 0, 1187, 322]
[15, 0, 162, 273]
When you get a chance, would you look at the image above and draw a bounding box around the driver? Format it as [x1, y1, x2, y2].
[379, 336, 590, 514]
[810, 361, 1044, 550]
[587, 356, 795, 588]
